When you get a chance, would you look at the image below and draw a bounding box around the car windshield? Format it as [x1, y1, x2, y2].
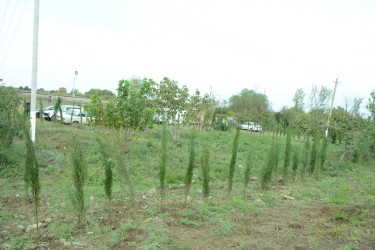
[65, 110, 78, 116]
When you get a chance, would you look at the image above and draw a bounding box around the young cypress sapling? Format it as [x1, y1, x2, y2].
[261, 137, 280, 189]
[310, 135, 319, 174]
[39, 98, 43, 121]
[185, 129, 196, 204]
[292, 147, 299, 180]
[202, 144, 210, 198]
[159, 121, 167, 199]
[19, 114, 41, 233]
[301, 137, 310, 179]
[70, 135, 87, 225]
[228, 127, 240, 197]
[319, 136, 329, 173]
[283, 129, 292, 181]
[97, 137, 113, 202]
[244, 151, 252, 189]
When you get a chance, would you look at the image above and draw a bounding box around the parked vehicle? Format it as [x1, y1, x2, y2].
[240, 122, 254, 130]
[44, 105, 82, 121]
[60, 109, 91, 125]
[240, 122, 262, 132]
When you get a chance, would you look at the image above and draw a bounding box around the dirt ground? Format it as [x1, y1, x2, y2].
[1, 193, 374, 249]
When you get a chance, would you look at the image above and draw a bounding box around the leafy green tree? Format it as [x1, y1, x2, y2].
[96, 137, 113, 202]
[58, 87, 67, 95]
[292, 147, 299, 180]
[86, 78, 157, 202]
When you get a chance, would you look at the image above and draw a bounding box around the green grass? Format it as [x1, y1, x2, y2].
[0, 121, 374, 249]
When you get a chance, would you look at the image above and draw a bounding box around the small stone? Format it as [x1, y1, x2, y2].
[72, 241, 84, 247]
[87, 231, 93, 235]
[89, 196, 95, 201]
[17, 225, 25, 231]
[197, 189, 203, 194]
[19, 215, 26, 220]
[141, 204, 148, 210]
[44, 217, 52, 223]
[60, 203, 66, 208]
[99, 217, 104, 221]
[283, 195, 296, 200]
[142, 195, 147, 200]
[16, 194, 20, 198]
[146, 188, 157, 197]
[208, 196, 213, 199]
[255, 199, 266, 205]
[47, 202, 51, 206]
[26, 225, 35, 233]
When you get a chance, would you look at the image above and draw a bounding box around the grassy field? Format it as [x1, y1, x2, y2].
[1, 120, 375, 249]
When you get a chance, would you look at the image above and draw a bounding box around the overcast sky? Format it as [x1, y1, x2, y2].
[0, 0, 374, 113]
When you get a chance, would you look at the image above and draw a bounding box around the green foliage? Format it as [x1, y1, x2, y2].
[84, 88, 115, 100]
[19, 114, 41, 232]
[292, 147, 299, 180]
[261, 137, 280, 189]
[0, 85, 20, 163]
[96, 136, 113, 202]
[213, 121, 228, 131]
[228, 128, 240, 196]
[70, 135, 87, 224]
[185, 129, 196, 203]
[159, 122, 167, 199]
[201, 144, 210, 198]
[310, 136, 320, 174]
[283, 129, 292, 180]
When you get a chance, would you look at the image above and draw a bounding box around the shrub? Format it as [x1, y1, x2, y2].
[213, 122, 228, 131]
[228, 127, 240, 197]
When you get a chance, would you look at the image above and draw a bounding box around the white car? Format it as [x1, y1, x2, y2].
[44, 105, 82, 121]
[240, 122, 262, 132]
[61, 109, 91, 125]
[240, 122, 254, 130]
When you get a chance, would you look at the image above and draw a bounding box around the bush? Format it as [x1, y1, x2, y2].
[213, 122, 228, 131]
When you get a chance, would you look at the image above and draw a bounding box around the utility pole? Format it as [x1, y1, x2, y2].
[72, 70, 78, 99]
[30, 0, 40, 143]
[325, 77, 340, 137]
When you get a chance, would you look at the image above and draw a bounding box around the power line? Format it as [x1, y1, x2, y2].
[0, 0, 12, 35]
[0, 0, 20, 53]
[0, 0, 30, 73]
[105, 0, 244, 51]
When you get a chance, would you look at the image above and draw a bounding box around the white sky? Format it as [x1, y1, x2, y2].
[0, 0, 374, 113]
